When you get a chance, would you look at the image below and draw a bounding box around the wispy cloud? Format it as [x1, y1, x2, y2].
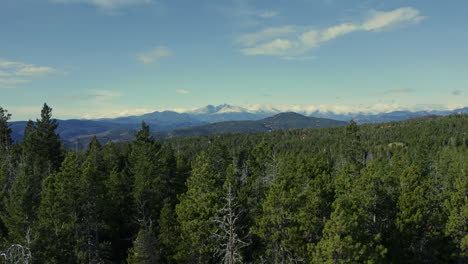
[55, 90, 122, 104]
[176, 89, 190, 94]
[0, 59, 59, 88]
[370, 88, 413, 96]
[236, 25, 297, 46]
[452, 89, 463, 96]
[238, 7, 425, 59]
[50, 0, 152, 9]
[0, 78, 32, 89]
[220, 0, 279, 28]
[136, 46, 172, 64]
[258, 11, 278, 19]
[281, 56, 317, 61]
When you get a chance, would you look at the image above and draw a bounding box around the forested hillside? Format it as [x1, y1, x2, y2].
[153, 112, 347, 139]
[0, 104, 467, 263]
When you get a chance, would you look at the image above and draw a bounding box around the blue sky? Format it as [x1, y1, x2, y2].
[1, 0, 467, 120]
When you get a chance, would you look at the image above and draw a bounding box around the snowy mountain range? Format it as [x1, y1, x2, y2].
[168, 104, 468, 124]
[9, 104, 468, 146]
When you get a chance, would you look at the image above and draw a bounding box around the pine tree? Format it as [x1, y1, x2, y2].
[75, 141, 110, 263]
[342, 120, 364, 168]
[175, 152, 224, 263]
[1, 160, 37, 246]
[103, 141, 135, 262]
[130, 121, 169, 224]
[395, 166, 448, 263]
[445, 168, 468, 259]
[0, 107, 12, 147]
[252, 154, 307, 264]
[34, 103, 63, 173]
[158, 198, 179, 264]
[296, 157, 334, 260]
[127, 224, 159, 264]
[2, 104, 64, 246]
[36, 152, 82, 263]
[313, 162, 390, 263]
[0, 106, 14, 202]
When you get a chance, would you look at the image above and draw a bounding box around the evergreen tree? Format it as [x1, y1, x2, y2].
[2, 104, 64, 246]
[127, 224, 159, 264]
[75, 141, 110, 263]
[175, 152, 224, 263]
[313, 162, 391, 263]
[395, 166, 449, 263]
[103, 141, 135, 262]
[296, 157, 334, 260]
[342, 120, 364, 168]
[0, 107, 12, 147]
[445, 168, 468, 260]
[0, 106, 14, 202]
[1, 160, 37, 246]
[36, 152, 82, 263]
[158, 198, 179, 264]
[130, 121, 169, 224]
[252, 154, 306, 264]
[34, 103, 63, 173]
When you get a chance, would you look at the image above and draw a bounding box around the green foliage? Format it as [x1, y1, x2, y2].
[131, 122, 170, 222]
[158, 198, 179, 264]
[127, 226, 159, 264]
[1, 105, 468, 263]
[154, 113, 347, 139]
[0, 106, 12, 147]
[445, 168, 468, 259]
[36, 152, 82, 263]
[175, 152, 224, 263]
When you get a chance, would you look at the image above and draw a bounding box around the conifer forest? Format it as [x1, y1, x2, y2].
[0, 104, 467, 264]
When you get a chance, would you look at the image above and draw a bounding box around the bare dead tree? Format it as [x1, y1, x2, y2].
[1, 228, 32, 264]
[213, 183, 250, 264]
[263, 150, 281, 186]
[127, 210, 160, 264]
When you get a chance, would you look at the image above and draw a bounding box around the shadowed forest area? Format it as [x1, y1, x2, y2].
[0, 104, 467, 263]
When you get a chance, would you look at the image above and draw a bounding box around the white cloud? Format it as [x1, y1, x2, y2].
[50, 0, 151, 9]
[299, 29, 321, 49]
[136, 46, 172, 64]
[0, 78, 31, 84]
[236, 25, 297, 46]
[56, 90, 122, 104]
[258, 11, 278, 19]
[0, 79, 32, 89]
[81, 107, 156, 119]
[8, 102, 466, 121]
[0, 59, 58, 77]
[362, 8, 425, 31]
[0, 59, 59, 88]
[173, 103, 464, 116]
[238, 7, 425, 58]
[221, 0, 279, 28]
[241, 39, 296, 55]
[176, 89, 190, 94]
[282, 56, 317, 61]
[370, 88, 413, 96]
[321, 23, 359, 41]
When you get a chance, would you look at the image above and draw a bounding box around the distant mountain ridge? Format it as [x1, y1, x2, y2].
[154, 112, 347, 139]
[66, 112, 347, 147]
[8, 104, 468, 147]
[95, 104, 468, 125]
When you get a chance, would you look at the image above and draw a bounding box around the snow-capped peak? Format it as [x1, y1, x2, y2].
[187, 104, 248, 115]
[215, 104, 248, 113]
